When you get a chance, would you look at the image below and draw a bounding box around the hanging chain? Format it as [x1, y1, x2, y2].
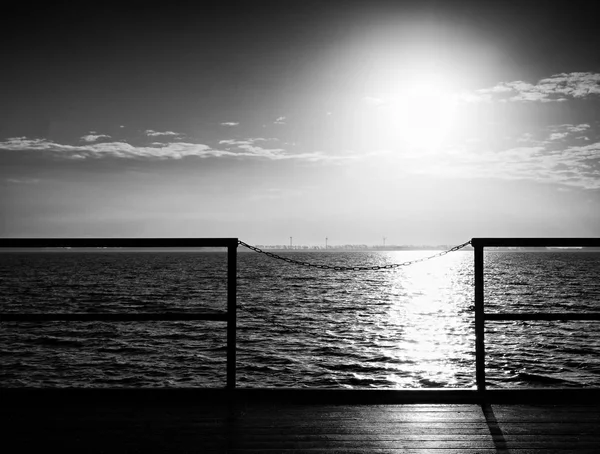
[237, 239, 472, 271]
[236, 239, 473, 332]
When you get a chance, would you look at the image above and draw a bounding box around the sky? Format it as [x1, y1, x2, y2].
[1, 0, 599, 246]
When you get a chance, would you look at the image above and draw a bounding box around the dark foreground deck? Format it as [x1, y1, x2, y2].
[3, 389, 600, 453]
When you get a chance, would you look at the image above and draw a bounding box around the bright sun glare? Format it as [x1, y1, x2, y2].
[393, 82, 458, 149]
[365, 74, 460, 153]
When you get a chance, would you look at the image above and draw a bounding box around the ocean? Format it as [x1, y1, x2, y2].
[1, 249, 599, 388]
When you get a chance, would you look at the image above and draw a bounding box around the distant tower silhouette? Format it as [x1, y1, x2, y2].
[325, 237, 328, 249]
[290, 236, 292, 248]
[383, 237, 386, 248]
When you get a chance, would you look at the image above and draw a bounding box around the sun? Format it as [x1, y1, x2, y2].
[364, 76, 460, 152]
[395, 83, 457, 148]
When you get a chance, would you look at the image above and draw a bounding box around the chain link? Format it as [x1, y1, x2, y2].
[237, 239, 472, 271]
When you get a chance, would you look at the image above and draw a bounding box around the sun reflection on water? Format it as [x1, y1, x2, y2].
[379, 251, 474, 388]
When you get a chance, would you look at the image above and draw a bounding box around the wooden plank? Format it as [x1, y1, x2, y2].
[228, 451, 600, 454]
[229, 440, 497, 449]
[226, 450, 560, 454]
[484, 389, 600, 403]
[226, 424, 498, 434]
[5, 388, 599, 407]
[3, 401, 600, 453]
[230, 434, 600, 442]
[220, 450, 498, 454]
[490, 406, 600, 414]
[233, 414, 490, 423]
[231, 388, 485, 404]
[230, 433, 495, 441]
[242, 406, 485, 414]
[230, 440, 600, 449]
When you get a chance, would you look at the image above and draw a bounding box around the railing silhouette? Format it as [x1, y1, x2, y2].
[2, 237, 600, 393]
[0, 238, 238, 389]
[471, 238, 600, 392]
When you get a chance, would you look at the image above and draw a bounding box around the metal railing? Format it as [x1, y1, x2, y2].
[2, 237, 600, 394]
[471, 238, 600, 392]
[0, 238, 238, 389]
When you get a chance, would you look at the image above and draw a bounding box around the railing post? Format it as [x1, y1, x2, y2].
[226, 242, 237, 389]
[474, 243, 486, 393]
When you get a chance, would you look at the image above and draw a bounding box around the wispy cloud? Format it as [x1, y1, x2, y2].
[461, 72, 600, 103]
[515, 124, 593, 147]
[546, 124, 592, 143]
[566, 124, 590, 133]
[0, 137, 221, 159]
[220, 122, 239, 126]
[80, 134, 111, 143]
[5, 177, 40, 184]
[0, 136, 353, 163]
[416, 140, 600, 190]
[219, 139, 316, 160]
[549, 132, 569, 141]
[274, 116, 286, 125]
[219, 137, 278, 146]
[144, 129, 181, 137]
[217, 137, 357, 162]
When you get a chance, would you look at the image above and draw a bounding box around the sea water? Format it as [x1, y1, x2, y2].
[1, 250, 599, 388]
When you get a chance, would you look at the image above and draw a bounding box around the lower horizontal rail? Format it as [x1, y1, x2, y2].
[485, 313, 600, 321]
[0, 313, 228, 322]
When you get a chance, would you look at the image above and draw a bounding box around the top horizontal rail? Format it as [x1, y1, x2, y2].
[0, 238, 239, 248]
[471, 238, 600, 248]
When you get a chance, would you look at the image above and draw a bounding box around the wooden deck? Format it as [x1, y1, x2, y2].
[3, 391, 600, 453]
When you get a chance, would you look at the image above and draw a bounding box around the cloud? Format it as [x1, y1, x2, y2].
[219, 139, 252, 146]
[0, 136, 353, 163]
[461, 72, 600, 103]
[0, 137, 229, 160]
[80, 134, 111, 142]
[144, 129, 181, 137]
[1, 137, 52, 150]
[549, 132, 569, 141]
[220, 122, 239, 126]
[217, 137, 358, 162]
[218, 139, 313, 160]
[415, 141, 600, 190]
[274, 116, 286, 125]
[566, 124, 590, 133]
[6, 177, 40, 184]
[537, 73, 600, 98]
[545, 124, 593, 143]
[219, 137, 278, 146]
[516, 132, 537, 143]
[418, 119, 600, 189]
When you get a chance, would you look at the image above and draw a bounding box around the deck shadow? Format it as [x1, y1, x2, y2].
[482, 403, 509, 453]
